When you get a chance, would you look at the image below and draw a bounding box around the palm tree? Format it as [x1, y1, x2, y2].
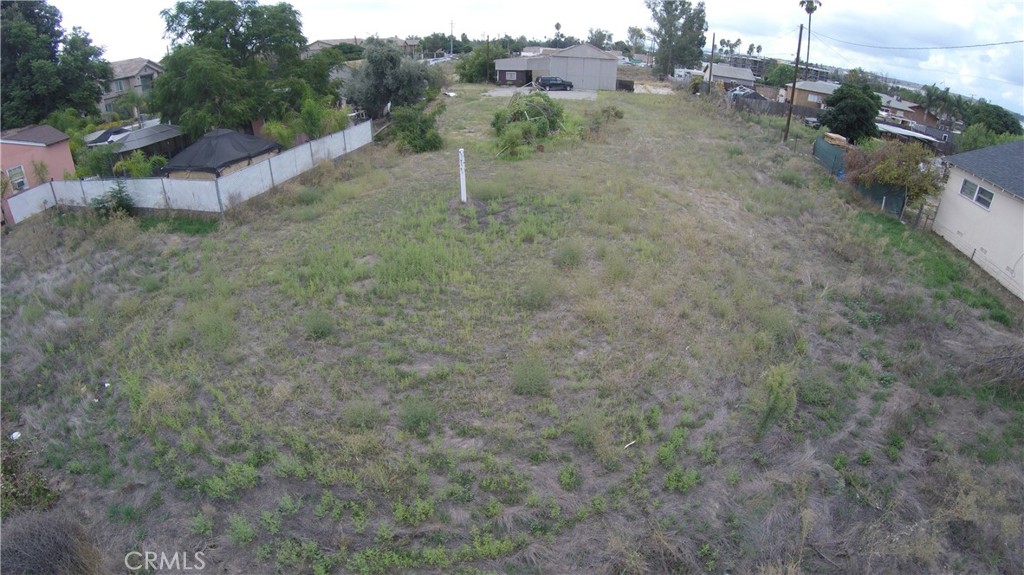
[798, 0, 822, 78]
[921, 84, 943, 123]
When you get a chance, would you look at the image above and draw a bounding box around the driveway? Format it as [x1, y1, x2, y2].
[484, 87, 598, 100]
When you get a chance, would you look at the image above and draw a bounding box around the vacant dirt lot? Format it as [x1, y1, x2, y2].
[2, 84, 1021, 575]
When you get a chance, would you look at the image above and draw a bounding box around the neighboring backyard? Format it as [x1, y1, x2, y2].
[2, 83, 1022, 575]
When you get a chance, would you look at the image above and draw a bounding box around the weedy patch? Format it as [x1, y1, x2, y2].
[1, 82, 1021, 575]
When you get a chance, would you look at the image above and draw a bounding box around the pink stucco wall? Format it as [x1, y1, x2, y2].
[1, 140, 76, 190]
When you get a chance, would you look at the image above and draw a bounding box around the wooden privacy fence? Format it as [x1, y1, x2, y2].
[2, 120, 373, 225]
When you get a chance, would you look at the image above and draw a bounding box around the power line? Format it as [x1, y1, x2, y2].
[811, 32, 1023, 51]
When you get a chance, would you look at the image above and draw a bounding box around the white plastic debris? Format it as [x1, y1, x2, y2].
[10, 431, 21, 440]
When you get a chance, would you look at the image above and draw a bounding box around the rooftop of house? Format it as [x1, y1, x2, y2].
[110, 58, 163, 80]
[704, 64, 756, 82]
[791, 80, 841, 94]
[0, 124, 70, 146]
[878, 93, 916, 113]
[945, 139, 1024, 200]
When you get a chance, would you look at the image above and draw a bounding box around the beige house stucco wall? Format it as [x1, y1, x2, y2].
[933, 165, 1024, 300]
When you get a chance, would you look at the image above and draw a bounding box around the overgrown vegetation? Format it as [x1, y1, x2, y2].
[845, 140, 943, 202]
[2, 82, 1021, 575]
[491, 92, 565, 156]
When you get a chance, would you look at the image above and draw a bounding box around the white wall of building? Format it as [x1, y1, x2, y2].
[933, 165, 1024, 300]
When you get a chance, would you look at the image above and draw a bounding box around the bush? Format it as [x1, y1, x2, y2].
[664, 465, 701, 492]
[227, 513, 256, 545]
[1, 511, 102, 575]
[492, 92, 565, 156]
[511, 355, 551, 396]
[399, 396, 439, 438]
[90, 179, 135, 218]
[749, 363, 798, 437]
[553, 238, 585, 270]
[303, 310, 336, 340]
[557, 463, 582, 491]
[391, 103, 445, 153]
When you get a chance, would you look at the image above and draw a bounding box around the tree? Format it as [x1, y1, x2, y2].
[112, 89, 148, 122]
[967, 101, 1023, 136]
[553, 22, 564, 48]
[845, 141, 942, 203]
[627, 26, 646, 54]
[762, 63, 794, 87]
[646, 0, 708, 76]
[587, 28, 612, 50]
[955, 123, 1024, 153]
[455, 44, 505, 84]
[718, 37, 741, 56]
[150, 45, 252, 138]
[346, 41, 441, 119]
[798, 0, 821, 76]
[1, 1, 112, 129]
[819, 83, 880, 143]
[160, 0, 305, 73]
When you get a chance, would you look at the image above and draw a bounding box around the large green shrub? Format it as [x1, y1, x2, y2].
[391, 102, 445, 153]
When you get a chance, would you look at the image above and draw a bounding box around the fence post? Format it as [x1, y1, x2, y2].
[80, 179, 87, 205]
[214, 178, 226, 221]
[49, 180, 58, 207]
[309, 142, 315, 167]
[268, 156, 276, 188]
[161, 178, 170, 210]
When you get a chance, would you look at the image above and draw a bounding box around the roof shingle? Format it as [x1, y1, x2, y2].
[945, 140, 1024, 200]
[0, 124, 70, 146]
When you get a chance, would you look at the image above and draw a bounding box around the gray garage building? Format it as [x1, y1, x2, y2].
[494, 44, 618, 91]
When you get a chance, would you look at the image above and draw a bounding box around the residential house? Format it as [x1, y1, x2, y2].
[99, 58, 164, 117]
[1, 125, 76, 192]
[494, 44, 618, 90]
[932, 140, 1024, 300]
[703, 63, 755, 88]
[778, 80, 839, 108]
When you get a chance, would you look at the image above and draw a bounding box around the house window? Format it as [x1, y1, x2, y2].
[959, 179, 994, 209]
[6, 165, 26, 191]
[507, 71, 517, 80]
[140, 74, 154, 93]
[807, 94, 821, 103]
[114, 79, 124, 92]
[105, 103, 114, 112]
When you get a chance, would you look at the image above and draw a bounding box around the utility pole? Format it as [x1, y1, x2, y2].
[450, 20, 454, 55]
[706, 33, 715, 95]
[783, 24, 803, 143]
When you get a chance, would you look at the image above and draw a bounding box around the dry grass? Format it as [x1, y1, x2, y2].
[1, 84, 1022, 575]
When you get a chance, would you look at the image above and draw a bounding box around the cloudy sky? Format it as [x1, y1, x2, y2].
[48, 0, 1024, 114]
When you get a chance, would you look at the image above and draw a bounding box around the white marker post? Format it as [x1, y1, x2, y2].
[458, 148, 467, 203]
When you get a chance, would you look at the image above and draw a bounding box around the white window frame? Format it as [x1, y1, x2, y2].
[114, 79, 124, 92]
[7, 165, 26, 190]
[507, 71, 517, 80]
[807, 94, 821, 103]
[959, 179, 994, 209]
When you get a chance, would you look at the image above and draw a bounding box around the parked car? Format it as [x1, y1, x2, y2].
[803, 117, 822, 129]
[536, 76, 573, 91]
